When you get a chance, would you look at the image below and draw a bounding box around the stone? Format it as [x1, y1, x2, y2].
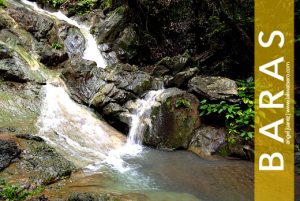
[189, 126, 226, 156]
[62, 63, 151, 108]
[0, 140, 21, 171]
[39, 48, 69, 68]
[0, 82, 42, 134]
[7, 7, 54, 40]
[0, 43, 47, 83]
[19, 134, 74, 185]
[188, 75, 238, 102]
[169, 67, 199, 88]
[155, 53, 191, 75]
[143, 88, 201, 150]
[63, 27, 86, 59]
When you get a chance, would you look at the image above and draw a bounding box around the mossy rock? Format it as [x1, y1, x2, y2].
[143, 88, 200, 150]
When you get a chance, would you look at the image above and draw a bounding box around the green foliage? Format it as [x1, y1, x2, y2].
[101, 0, 112, 9]
[51, 42, 63, 50]
[46, 0, 65, 8]
[0, 180, 44, 201]
[199, 77, 254, 143]
[175, 98, 191, 109]
[75, 0, 98, 14]
[0, 0, 5, 7]
[207, 15, 230, 40]
[296, 102, 300, 117]
[296, 35, 300, 43]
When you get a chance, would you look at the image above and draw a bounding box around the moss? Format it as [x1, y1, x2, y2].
[0, 0, 5, 7]
[217, 146, 231, 157]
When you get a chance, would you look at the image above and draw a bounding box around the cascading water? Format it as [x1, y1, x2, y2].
[37, 79, 126, 168]
[20, 0, 106, 68]
[127, 90, 165, 146]
[94, 87, 165, 172]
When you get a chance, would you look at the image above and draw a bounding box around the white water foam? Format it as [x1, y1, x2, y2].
[20, 0, 106, 68]
[37, 79, 125, 168]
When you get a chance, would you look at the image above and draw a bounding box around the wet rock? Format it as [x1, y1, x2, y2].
[39, 48, 68, 68]
[167, 67, 199, 88]
[0, 44, 13, 59]
[0, 43, 47, 83]
[104, 63, 153, 96]
[61, 60, 103, 103]
[26, 195, 50, 201]
[16, 134, 44, 142]
[67, 193, 118, 201]
[0, 82, 42, 133]
[62, 63, 152, 107]
[0, 9, 15, 29]
[155, 53, 191, 75]
[0, 140, 21, 171]
[63, 27, 86, 59]
[144, 88, 200, 150]
[93, 11, 125, 44]
[188, 76, 238, 102]
[115, 25, 138, 61]
[67, 192, 149, 201]
[7, 7, 54, 40]
[102, 102, 127, 116]
[19, 134, 74, 185]
[189, 126, 226, 156]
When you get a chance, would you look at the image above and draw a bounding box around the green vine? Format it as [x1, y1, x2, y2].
[199, 77, 254, 143]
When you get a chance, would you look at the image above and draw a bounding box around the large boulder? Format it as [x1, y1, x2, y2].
[0, 139, 21, 171]
[188, 76, 238, 102]
[143, 88, 200, 150]
[0, 81, 42, 134]
[61, 27, 86, 59]
[189, 126, 226, 156]
[7, 7, 54, 40]
[154, 53, 191, 76]
[16, 134, 74, 185]
[1, 8, 68, 69]
[62, 63, 153, 106]
[0, 43, 47, 83]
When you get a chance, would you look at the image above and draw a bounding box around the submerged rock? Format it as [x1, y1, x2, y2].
[143, 88, 200, 150]
[188, 76, 238, 102]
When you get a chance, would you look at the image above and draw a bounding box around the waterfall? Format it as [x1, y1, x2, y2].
[20, 0, 106, 68]
[37, 79, 125, 168]
[127, 90, 164, 145]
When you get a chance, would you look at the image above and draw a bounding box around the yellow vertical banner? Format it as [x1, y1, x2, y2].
[255, 0, 294, 201]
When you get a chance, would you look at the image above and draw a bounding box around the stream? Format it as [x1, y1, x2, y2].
[3, 1, 254, 200]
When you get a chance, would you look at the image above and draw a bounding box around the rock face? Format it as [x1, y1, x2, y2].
[0, 43, 47, 83]
[143, 88, 200, 149]
[188, 76, 238, 102]
[17, 134, 74, 185]
[0, 134, 74, 186]
[62, 62, 153, 106]
[189, 126, 226, 156]
[7, 7, 54, 40]
[0, 139, 21, 170]
[62, 62, 154, 132]
[0, 82, 42, 133]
